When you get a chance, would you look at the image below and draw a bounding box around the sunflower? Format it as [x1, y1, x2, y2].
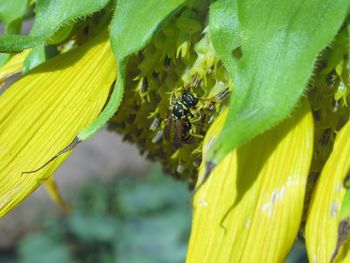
[0, 0, 349, 262]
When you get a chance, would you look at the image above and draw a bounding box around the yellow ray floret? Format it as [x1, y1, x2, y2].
[305, 119, 350, 263]
[0, 50, 30, 87]
[0, 31, 116, 217]
[187, 99, 314, 263]
[45, 177, 71, 212]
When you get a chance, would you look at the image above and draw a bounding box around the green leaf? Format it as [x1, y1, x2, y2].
[0, 0, 28, 66]
[340, 185, 350, 221]
[208, 0, 240, 76]
[0, 0, 110, 53]
[0, 54, 11, 68]
[45, 24, 75, 45]
[111, 0, 186, 62]
[206, 0, 350, 165]
[347, 21, 350, 70]
[0, 0, 28, 34]
[23, 45, 58, 74]
[76, 0, 186, 141]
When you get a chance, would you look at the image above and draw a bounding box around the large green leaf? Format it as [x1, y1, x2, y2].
[0, 0, 110, 53]
[208, 0, 240, 77]
[76, 0, 186, 141]
[206, 0, 350, 166]
[110, 0, 185, 62]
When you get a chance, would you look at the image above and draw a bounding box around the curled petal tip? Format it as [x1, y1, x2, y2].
[22, 137, 81, 175]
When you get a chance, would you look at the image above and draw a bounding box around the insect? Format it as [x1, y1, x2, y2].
[164, 87, 230, 148]
[164, 89, 198, 147]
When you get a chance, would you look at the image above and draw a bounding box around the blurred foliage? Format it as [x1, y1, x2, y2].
[0, 166, 308, 262]
[2, 166, 191, 263]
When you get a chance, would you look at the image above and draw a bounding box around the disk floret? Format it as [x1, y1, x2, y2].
[108, 6, 230, 185]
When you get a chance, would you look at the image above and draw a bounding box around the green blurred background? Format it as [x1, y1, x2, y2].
[0, 163, 309, 263]
[0, 166, 192, 263]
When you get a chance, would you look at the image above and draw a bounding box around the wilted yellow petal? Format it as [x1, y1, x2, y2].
[0, 31, 116, 217]
[187, 100, 314, 263]
[45, 177, 71, 212]
[305, 119, 350, 263]
[0, 50, 30, 87]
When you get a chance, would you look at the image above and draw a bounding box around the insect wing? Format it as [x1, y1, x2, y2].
[164, 112, 173, 140]
[174, 118, 185, 148]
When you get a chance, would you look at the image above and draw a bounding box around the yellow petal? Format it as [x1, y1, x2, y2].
[45, 177, 71, 212]
[305, 119, 350, 263]
[187, 99, 314, 263]
[0, 50, 30, 87]
[0, 31, 116, 217]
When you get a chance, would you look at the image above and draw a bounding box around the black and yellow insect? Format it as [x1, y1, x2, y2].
[164, 89, 198, 147]
[164, 88, 230, 148]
